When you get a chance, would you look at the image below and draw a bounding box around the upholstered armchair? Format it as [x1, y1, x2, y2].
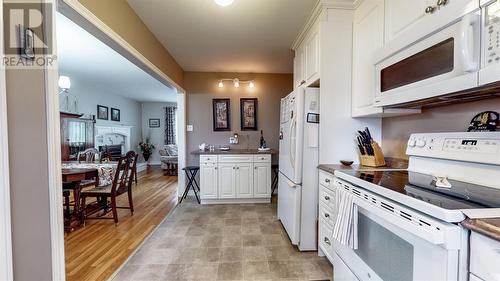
[159, 145, 178, 176]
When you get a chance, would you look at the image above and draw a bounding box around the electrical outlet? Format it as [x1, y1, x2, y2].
[187, 125, 193, 132]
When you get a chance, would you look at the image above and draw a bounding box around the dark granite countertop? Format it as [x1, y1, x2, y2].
[191, 149, 278, 155]
[318, 157, 408, 174]
[461, 218, 500, 242]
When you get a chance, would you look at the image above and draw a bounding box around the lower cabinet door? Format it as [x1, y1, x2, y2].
[253, 163, 271, 198]
[236, 163, 253, 198]
[200, 164, 218, 199]
[218, 164, 236, 198]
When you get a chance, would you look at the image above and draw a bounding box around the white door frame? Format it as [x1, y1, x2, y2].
[44, 0, 188, 278]
[0, 2, 14, 280]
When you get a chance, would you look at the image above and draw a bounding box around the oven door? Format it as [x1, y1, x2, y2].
[374, 10, 481, 107]
[333, 196, 463, 281]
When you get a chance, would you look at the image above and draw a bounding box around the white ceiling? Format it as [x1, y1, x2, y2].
[57, 13, 177, 103]
[127, 0, 318, 73]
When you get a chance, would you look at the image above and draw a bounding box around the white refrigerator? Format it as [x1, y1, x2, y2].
[277, 87, 319, 251]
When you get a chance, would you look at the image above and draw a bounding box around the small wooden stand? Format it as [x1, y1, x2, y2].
[359, 142, 386, 167]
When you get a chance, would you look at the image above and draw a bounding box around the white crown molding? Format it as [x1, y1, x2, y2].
[292, 0, 358, 50]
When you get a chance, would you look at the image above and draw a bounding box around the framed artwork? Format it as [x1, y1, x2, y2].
[111, 108, 121, 122]
[240, 98, 258, 131]
[149, 118, 160, 128]
[212, 99, 231, 131]
[97, 105, 108, 120]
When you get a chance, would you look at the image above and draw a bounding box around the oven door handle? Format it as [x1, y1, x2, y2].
[353, 197, 446, 246]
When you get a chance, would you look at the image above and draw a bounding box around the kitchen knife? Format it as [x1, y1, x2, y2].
[365, 127, 373, 143]
[357, 136, 365, 155]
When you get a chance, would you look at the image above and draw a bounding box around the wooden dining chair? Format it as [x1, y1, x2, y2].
[77, 148, 99, 163]
[80, 151, 137, 225]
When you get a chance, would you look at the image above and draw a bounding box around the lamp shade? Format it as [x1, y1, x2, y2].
[58, 76, 71, 90]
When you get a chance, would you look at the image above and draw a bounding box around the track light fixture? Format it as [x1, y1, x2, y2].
[217, 78, 255, 89]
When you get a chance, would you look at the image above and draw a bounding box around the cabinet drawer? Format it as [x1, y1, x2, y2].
[200, 155, 217, 164]
[253, 154, 271, 163]
[319, 171, 334, 189]
[319, 202, 335, 228]
[218, 155, 253, 163]
[319, 186, 335, 210]
[470, 232, 500, 281]
[319, 220, 334, 257]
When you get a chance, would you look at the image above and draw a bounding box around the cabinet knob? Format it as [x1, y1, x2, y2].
[437, 0, 448, 6]
[324, 237, 331, 245]
[425, 6, 436, 14]
[325, 179, 330, 183]
[324, 213, 330, 218]
[324, 196, 330, 201]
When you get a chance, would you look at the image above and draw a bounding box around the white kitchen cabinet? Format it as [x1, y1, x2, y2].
[218, 163, 236, 199]
[199, 153, 272, 204]
[294, 46, 306, 89]
[305, 27, 320, 86]
[235, 163, 253, 198]
[352, 0, 421, 117]
[200, 163, 218, 199]
[470, 232, 500, 281]
[384, 0, 430, 44]
[254, 163, 271, 198]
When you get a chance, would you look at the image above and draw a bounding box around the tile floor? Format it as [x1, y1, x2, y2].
[113, 197, 333, 281]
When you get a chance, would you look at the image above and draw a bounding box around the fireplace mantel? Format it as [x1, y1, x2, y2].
[95, 125, 133, 155]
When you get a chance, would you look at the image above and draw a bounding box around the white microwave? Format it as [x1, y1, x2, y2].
[374, 1, 500, 107]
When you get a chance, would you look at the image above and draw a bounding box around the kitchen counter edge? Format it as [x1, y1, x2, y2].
[461, 218, 500, 242]
[191, 149, 278, 155]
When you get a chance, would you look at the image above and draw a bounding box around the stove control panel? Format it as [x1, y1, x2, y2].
[407, 132, 500, 165]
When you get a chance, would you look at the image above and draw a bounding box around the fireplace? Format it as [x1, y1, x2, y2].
[99, 145, 122, 161]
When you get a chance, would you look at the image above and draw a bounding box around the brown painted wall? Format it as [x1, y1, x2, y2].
[77, 0, 184, 87]
[382, 98, 500, 159]
[185, 72, 292, 166]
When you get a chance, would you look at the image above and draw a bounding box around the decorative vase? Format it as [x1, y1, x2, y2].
[143, 151, 151, 161]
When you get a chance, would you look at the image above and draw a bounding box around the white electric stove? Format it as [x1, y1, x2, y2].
[331, 132, 500, 281]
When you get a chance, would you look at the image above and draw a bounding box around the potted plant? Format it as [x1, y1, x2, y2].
[138, 137, 155, 161]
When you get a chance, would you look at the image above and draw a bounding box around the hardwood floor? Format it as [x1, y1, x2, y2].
[65, 166, 179, 281]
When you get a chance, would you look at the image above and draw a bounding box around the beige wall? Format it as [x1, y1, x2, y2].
[382, 98, 500, 159]
[6, 68, 53, 280]
[185, 72, 292, 166]
[77, 0, 184, 87]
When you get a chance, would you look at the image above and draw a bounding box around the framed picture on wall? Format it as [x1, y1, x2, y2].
[240, 98, 258, 131]
[213, 99, 231, 131]
[111, 108, 121, 122]
[149, 119, 160, 128]
[97, 105, 108, 120]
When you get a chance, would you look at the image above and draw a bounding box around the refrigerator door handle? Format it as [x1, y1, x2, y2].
[289, 118, 297, 169]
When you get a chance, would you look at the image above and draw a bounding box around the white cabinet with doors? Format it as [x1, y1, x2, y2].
[198, 153, 272, 204]
[305, 26, 320, 86]
[294, 45, 306, 89]
[352, 0, 421, 117]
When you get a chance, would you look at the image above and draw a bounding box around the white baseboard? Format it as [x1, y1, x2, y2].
[136, 163, 148, 172]
[148, 162, 161, 166]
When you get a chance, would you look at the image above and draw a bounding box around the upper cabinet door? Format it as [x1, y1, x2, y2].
[305, 28, 320, 85]
[385, 0, 430, 44]
[352, 0, 385, 117]
[294, 46, 305, 89]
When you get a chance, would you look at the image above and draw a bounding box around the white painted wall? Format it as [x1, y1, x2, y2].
[58, 76, 143, 157]
[318, 9, 382, 164]
[141, 102, 176, 165]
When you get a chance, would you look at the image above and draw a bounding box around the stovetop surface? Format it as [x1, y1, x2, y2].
[340, 170, 500, 210]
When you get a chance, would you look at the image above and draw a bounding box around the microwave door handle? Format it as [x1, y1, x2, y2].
[460, 12, 481, 72]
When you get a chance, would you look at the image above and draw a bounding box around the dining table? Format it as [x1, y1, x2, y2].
[61, 162, 118, 231]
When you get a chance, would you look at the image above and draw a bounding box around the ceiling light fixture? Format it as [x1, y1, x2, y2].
[214, 0, 234, 7]
[217, 78, 255, 89]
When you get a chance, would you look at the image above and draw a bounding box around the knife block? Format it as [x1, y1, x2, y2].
[359, 142, 386, 167]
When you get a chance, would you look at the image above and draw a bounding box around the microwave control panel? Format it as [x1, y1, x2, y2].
[486, 1, 500, 65]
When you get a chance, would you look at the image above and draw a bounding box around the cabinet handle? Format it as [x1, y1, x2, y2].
[233, 167, 235, 170]
[425, 6, 436, 14]
[324, 237, 331, 245]
[325, 179, 330, 183]
[255, 167, 258, 170]
[437, 0, 448, 6]
[324, 213, 330, 218]
[300, 80, 306, 85]
[215, 167, 218, 170]
[324, 196, 330, 201]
